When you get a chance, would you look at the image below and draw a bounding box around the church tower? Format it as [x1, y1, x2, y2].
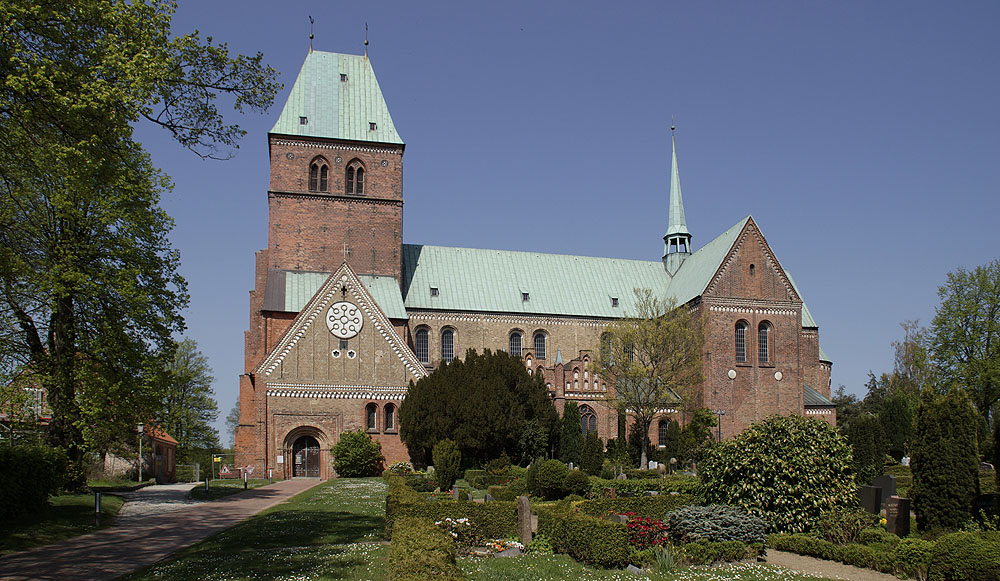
[266, 50, 404, 279]
[663, 130, 692, 275]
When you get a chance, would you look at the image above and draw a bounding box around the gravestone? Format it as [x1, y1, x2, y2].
[452, 485, 459, 500]
[484, 493, 494, 502]
[872, 475, 896, 508]
[885, 496, 910, 537]
[517, 496, 533, 546]
[495, 547, 522, 557]
[644, 490, 659, 496]
[604, 487, 616, 498]
[568, 462, 574, 471]
[858, 485, 881, 514]
[607, 513, 629, 523]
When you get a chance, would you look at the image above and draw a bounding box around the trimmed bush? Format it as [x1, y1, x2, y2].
[768, 533, 896, 574]
[701, 415, 855, 533]
[928, 531, 1000, 581]
[433, 439, 461, 491]
[536, 504, 631, 568]
[536, 459, 569, 500]
[564, 469, 589, 497]
[333, 430, 384, 477]
[403, 473, 436, 492]
[587, 475, 701, 499]
[895, 537, 934, 580]
[681, 540, 764, 565]
[576, 494, 697, 521]
[816, 507, 878, 545]
[858, 527, 899, 550]
[388, 516, 464, 580]
[581, 431, 603, 476]
[665, 504, 767, 545]
[385, 476, 517, 541]
[486, 485, 515, 501]
[0, 445, 68, 518]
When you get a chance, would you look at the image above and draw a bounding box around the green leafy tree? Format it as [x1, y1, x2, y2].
[333, 430, 384, 477]
[225, 400, 240, 448]
[844, 413, 886, 483]
[832, 385, 863, 430]
[678, 408, 717, 466]
[432, 438, 461, 491]
[929, 259, 1000, 436]
[580, 430, 604, 476]
[661, 418, 681, 465]
[593, 289, 704, 468]
[878, 390, 914, 462]
[700, 415, 856, 533]
[399, 349, 558, 466]
[0, 0, 278, 485]
[911, 388, 980, 532]
[162, 338, 220, 452]
[559, 401, 582, 465]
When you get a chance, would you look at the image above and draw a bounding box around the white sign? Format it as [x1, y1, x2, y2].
[276, 455, 284, 464]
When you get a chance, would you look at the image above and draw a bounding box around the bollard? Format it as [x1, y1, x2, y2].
[268, 468, 272, 484]
[94, 491, 102, 527]
[243, 471, 248, 490]
[205, 477, 210, 494]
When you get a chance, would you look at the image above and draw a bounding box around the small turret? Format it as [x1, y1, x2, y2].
[663, 128, 692, 275]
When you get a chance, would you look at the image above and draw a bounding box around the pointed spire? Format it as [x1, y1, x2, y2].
[555, 348, 563, 365]
[663, 125, 692, 274]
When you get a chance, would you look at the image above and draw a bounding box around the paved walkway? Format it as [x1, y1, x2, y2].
[115, 482, 201, 522]
[768, 549, 900, 581]
[0, 478, 321, 581]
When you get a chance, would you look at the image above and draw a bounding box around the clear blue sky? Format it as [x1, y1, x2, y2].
[136, 1, 1000, 439]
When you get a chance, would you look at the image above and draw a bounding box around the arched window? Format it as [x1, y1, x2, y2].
[384, 403, 396, 432]
[346, 160, 365, 194]
[580, 404, 597, 435]
[758, 322, 772, 363]
[415, 328, 429, 364]
[533, 332, 546, 359]
[441, 328, 454, 363]
[509, 331, 523, 357]
[658, 419, 669, 447]
[735, 321, 748, 363]
[309, 158, 329, 192]
[366, 403, 378, 431]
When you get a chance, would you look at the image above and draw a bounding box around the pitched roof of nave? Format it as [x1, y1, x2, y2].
[270, 51, 403, 145]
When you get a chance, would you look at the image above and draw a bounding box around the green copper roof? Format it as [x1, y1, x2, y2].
[818, 343, 831, 363]
[664, 133, 691, 239]
[270, 51, 403, 144]
[664, 217, 749, 302]
[262, 269, 407, 319]
[804, 383, 835, 406]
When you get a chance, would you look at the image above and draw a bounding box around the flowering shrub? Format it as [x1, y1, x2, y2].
[624, 512, 669, 549]
[387, 461, 414, 476]
[434, 517, 479, 547]
[485, 539, 524, 553]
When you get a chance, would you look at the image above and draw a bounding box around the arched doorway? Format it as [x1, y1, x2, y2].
[291, 435, 321, 478]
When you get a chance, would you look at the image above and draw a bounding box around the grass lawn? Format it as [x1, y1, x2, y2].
[190, 478, 271, 500]
[0, 493, 124, 556]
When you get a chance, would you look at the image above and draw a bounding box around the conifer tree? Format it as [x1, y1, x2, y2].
[559, 401, 582, 465]
[581, 430, 604, 475]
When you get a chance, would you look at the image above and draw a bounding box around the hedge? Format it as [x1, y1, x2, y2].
[768, 533, 896, 574]
[388, 516, 464, 580]
[385, 476, 517, 541]
[587, 475, 701, 499]
[535, 504, 631, 568]
[681, 540, 765, 565]
[928, 531, 1000, 581]
[575, 494, 697, 521]
[0, 445, 68, 519]
[464, 466, 528, 490]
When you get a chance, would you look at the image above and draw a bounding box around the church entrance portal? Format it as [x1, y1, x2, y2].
[291, 435, 320, 478]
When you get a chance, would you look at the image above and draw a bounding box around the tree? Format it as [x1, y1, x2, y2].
[0, 0, 278, 484]
[399, 349, 559, 466]
[677, 408, 717, 466]
[700, 415, 856, 533]
[162, 338, 219, 452]
[844, 414, 886, 483]
[559, 401, 582, 465]
[580, 431, 603, 476]
[593, 288, 704, 468]
[225, 400, 240, 448]
[929, 259, 1000, 435]
[831, 385, 863, 430]
[911, 388, 980, 532]
[432, 439, 461, 491]
[878, 390, 914, 462]
[333, 430, 384, 477]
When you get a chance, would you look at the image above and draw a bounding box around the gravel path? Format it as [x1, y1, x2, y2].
[115, 482, 200, 521]
[767, 549, 900, 581]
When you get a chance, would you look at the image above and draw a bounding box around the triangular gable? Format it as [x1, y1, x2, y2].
[702, 216, 801, 302]
[254, 262, 428, 381]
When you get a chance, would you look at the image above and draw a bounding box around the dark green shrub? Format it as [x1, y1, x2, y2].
[701, 415, 855, 533]
[858, 527, 899, 550]
[384, 476, 517, 541]
[536, 459, 568, 499]
[434, 439, 461, 491]
[486, 485, 514, 501]
[484, 452, 511, 475]
[839, 543, 896, 573]
[0, 445, 68, 518]
[895, 537, 934, 580]
[928, 531, 1000, 581]
[463, 469, 485, 484]
[816, 507, 878, 545]
[564, 469, 589, 497]
[681, 540, 763, 565]
[559, 402, 582, 465]
[404, 473, 436, 492]
[536, 504, 630, 568]
[665, 504, 766, 545]
[333, 429, 384, 477]
[845, 413, 886, 484]
[576, 494, 697, 521]
[587, 475, 702, 499]
[912, 389, 980, 532]
[507, 476, 527, 497]
[581, 431, 603, 476]
[387, 517, 464, 581]
[625, 469, 662, 480]
[768, 533, 897, 575]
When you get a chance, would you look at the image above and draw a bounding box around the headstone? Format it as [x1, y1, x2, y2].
[885, 496, 910, 537]
[669, 491, 679, 496]
[644, 490, 659, 496]
[616, 473, 627, 480]
[484, 493, 494, 502]
[452, 485, 460, 500]
[426, 465, 435, 475]
[568, 462, 574, 470]
[604, 487, 616, 498]
[871, 475, 897, 508]
[858, 485, 881, 514]
[517, 496, 533, 546]
[648, 461, 658, 470]
[901, 456, 910, 466]
[626, 564, 643, 575]
[657, 463, 667, 476]
[608, 513, 629, 523]
[981, 462, 995, 471]
[495, 547, 522, 557]
[621, 491, 634, 498]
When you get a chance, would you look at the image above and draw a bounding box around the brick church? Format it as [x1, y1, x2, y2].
[235, 49, 835, 479]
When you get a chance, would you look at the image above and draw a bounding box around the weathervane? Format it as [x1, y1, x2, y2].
[309, 16, 314, 52]
[364, 23, 369, 58]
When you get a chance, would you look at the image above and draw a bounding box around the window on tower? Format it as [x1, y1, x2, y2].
[533, 332, 546, 360]
[509, 331, 523, 357]
[346, 160, 365, 195]
[415, 327, 429, 364]
[441, 328, 454, 363]
[758, 322, 772, 364]
[309, 157, 329, 192]
[735, 321, 748, 362]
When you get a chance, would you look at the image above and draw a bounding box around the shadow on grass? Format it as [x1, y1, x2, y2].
[185, 510, 384, 554]
[0, 494, 123, 555]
